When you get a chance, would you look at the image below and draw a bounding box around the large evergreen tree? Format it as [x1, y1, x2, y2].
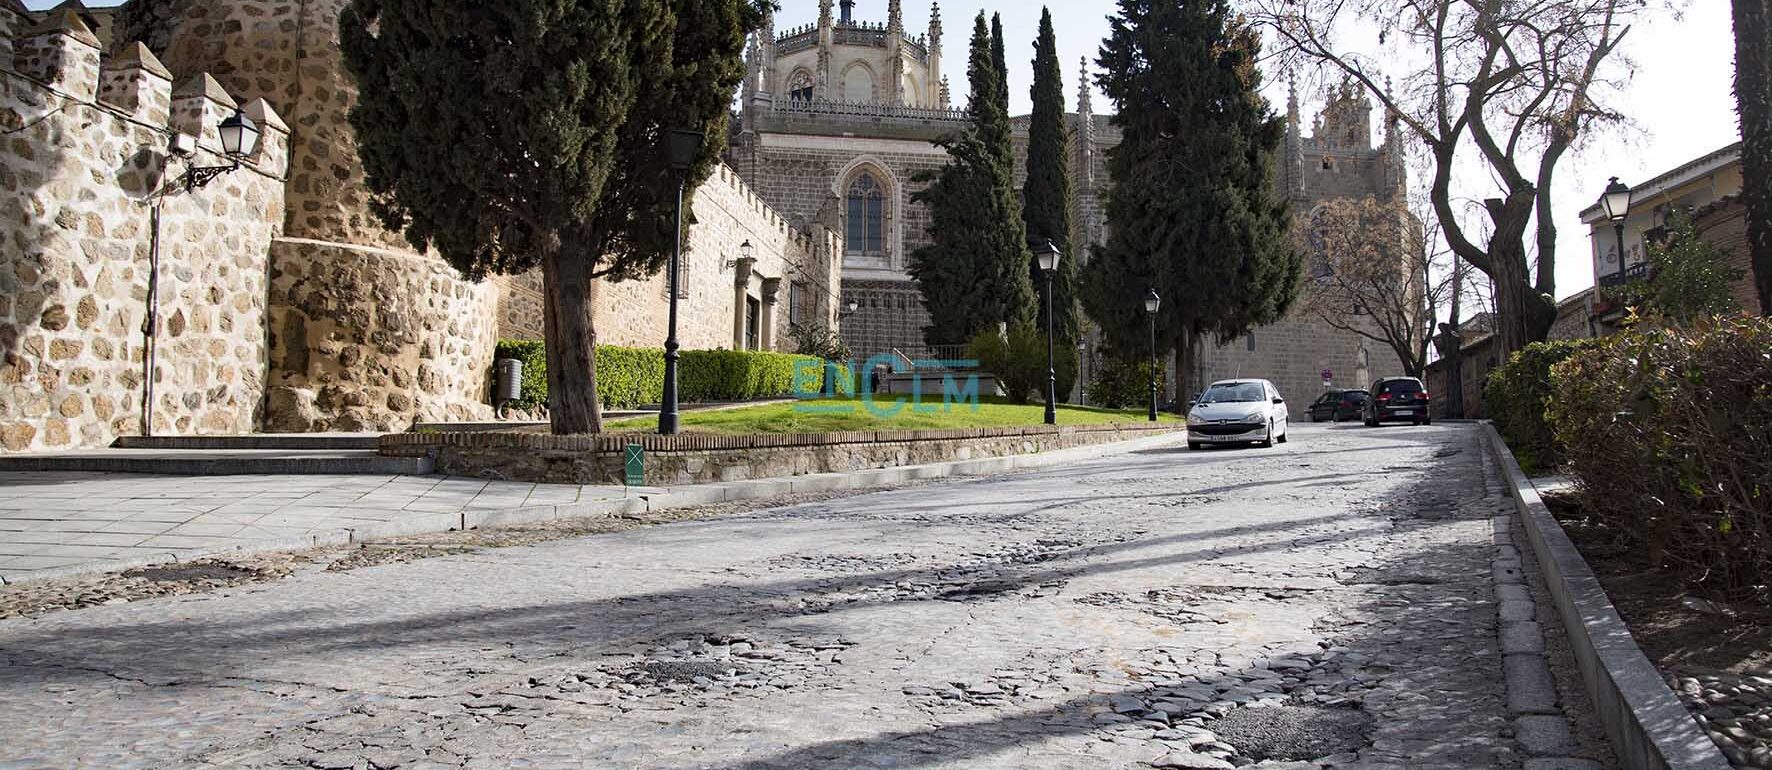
[1024, 7, 1078, 346]
[341, 0, 763, 434]
[1082, 0, 1299, 405]
[1735, 0, 1772, 315]
[908, 13, 1035, 346]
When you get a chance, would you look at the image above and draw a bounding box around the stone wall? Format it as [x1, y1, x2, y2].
[1191, 312, 1405, 410]
[380, 422, 1182, 486]
[0, 10, 290, 451]
[264, 239, 498, 432]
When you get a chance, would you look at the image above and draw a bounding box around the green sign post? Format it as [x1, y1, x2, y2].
[624, 443, 644, 486]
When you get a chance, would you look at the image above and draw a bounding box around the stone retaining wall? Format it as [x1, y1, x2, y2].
[381, 422, 1182, 486]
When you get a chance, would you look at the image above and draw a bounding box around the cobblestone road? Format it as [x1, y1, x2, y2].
[0, 423, 1610, 769]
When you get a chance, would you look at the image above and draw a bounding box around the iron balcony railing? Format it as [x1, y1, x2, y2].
[1597, 261, 1651, 289]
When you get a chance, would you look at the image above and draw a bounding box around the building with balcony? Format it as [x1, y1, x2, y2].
[1579, 142, 1756, 328]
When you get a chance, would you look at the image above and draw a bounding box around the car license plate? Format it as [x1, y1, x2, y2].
[1394, 410, 1414, 416]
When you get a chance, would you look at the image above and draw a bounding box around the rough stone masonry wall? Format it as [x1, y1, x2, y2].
[127, 0, 502, 431]
[381, 422, 1182, 486]
[0, 12, 290, 452]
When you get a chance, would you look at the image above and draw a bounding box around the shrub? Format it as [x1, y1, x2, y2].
[1087, 353, 1166, 409]
[1483, 339, 1598, 472]
[491, 341, 839, 411]
[1546, 316, 1772, 600]
[969, 327, 1077, 404]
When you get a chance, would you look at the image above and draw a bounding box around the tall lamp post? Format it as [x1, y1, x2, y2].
[1600, 176, 1633, 275]
[1144, 289, 1160, 422]
[659, 129, 703, 435]
[1033, 240, 1062, 426]
[144, 109, 260, 437]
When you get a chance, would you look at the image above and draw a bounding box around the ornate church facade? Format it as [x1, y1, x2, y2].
[733, 2, 1415, 407]
[728, 0, 1117, 365]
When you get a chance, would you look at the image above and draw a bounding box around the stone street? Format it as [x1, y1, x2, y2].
[0, 423, 1611, 769]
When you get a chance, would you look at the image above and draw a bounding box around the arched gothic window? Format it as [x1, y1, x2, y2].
[788, 71, 814, 102]
[845, 173, 885, 255]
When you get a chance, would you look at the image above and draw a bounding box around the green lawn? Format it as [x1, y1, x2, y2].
[603, 397, 1181, 435]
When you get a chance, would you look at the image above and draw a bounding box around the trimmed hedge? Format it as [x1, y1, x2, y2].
[968, 328, 1077, 405]
[1087, 354, 1166, 410]
[492, 340, 842, 411]
[1546, 317, 1772, 600]
[1483, 339, 1598, 473]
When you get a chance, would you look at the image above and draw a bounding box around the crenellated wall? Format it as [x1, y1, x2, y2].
[0, 9, 290, 451]
[1, 1, 846, 447]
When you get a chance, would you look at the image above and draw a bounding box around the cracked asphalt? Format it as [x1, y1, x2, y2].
[0, 423, 1608, 769]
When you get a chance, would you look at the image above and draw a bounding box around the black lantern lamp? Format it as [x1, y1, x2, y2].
[1599, 177, 1632, 275]
[177, 109, 260, 191]
[659, 129, 705, 435]
[1033, 239, 1062, 426]
[1144, 288, 1160, 422]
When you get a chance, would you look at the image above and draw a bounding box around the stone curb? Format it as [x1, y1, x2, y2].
[1483, 423, 1732, 770]
[0, 430, 1188, 587]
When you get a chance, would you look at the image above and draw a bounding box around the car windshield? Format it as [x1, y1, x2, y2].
[1200, 383, 1265, 403]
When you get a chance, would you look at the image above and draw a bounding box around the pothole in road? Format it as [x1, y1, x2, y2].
[124, 563, 266, 583]
[1207, 703, 1373, 761]
[1337, 568, 1447, 586]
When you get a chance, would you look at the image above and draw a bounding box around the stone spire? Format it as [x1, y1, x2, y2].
[1077, 57, 1095, 189]
[817, 0, 834, 100]
[928, 1, 942, 49]
[1285, 73, 1304, 196]
[886, 0, 905, 104]
[888, 0, 903, 33]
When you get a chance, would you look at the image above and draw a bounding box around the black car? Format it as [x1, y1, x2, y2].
[1307, 389, 1368, 422]
[1362, 377, 1432, 426]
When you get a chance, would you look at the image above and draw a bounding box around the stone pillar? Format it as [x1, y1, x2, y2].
[14, 10, 101, 101]
[761, 277, 782, 350]
[732, 257, 757, 349]
[98, 42, 173, 125]
[170, 73, 238, 153]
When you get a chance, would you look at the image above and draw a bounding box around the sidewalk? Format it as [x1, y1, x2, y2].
[0, 431, 1191, 585]
[0, 472, 637, 583]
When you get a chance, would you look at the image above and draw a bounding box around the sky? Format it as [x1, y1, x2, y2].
[38, 0, 1741, 300]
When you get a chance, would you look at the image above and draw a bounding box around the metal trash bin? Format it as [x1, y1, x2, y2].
[494, 358, 523, 406]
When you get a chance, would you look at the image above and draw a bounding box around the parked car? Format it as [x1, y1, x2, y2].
[1362, 377, 1432, 426]
[1187, 379, 1289, 449]
[1307, 389, 1368, 422]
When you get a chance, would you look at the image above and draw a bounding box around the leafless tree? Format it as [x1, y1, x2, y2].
[1300, 196, 1450, 377]
[1244, 0, 1646, 354]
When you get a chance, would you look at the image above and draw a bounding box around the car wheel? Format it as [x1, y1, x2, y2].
[1258, 422, 1274, 448]
[1187, 441, 1203, 450]
[1364, 417, 1379, 427]
[1277, 426, 1289, 444]
[1423, 418, 1432, 425]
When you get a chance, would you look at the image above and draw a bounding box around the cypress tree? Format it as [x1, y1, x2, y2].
[341, 0, 763, 433]
[1024, 7, 1078, 347]
[1082, 0, 1299, 405]
[909, 13, 1035, 346]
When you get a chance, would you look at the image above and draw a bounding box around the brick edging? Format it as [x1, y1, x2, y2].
[1482, 423, 1732, 770]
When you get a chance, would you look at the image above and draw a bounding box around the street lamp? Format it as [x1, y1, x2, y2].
[174, 108, 260, 191]
[145, 108, 262, 436]
[1033, 239, 1062, 426]
[1600, 176, 1632, 272]
[659, 128, 703, 436]
[1144, 288, 1160, 422]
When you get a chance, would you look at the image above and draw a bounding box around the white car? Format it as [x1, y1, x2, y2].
[1186, 379, 1290, 450]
